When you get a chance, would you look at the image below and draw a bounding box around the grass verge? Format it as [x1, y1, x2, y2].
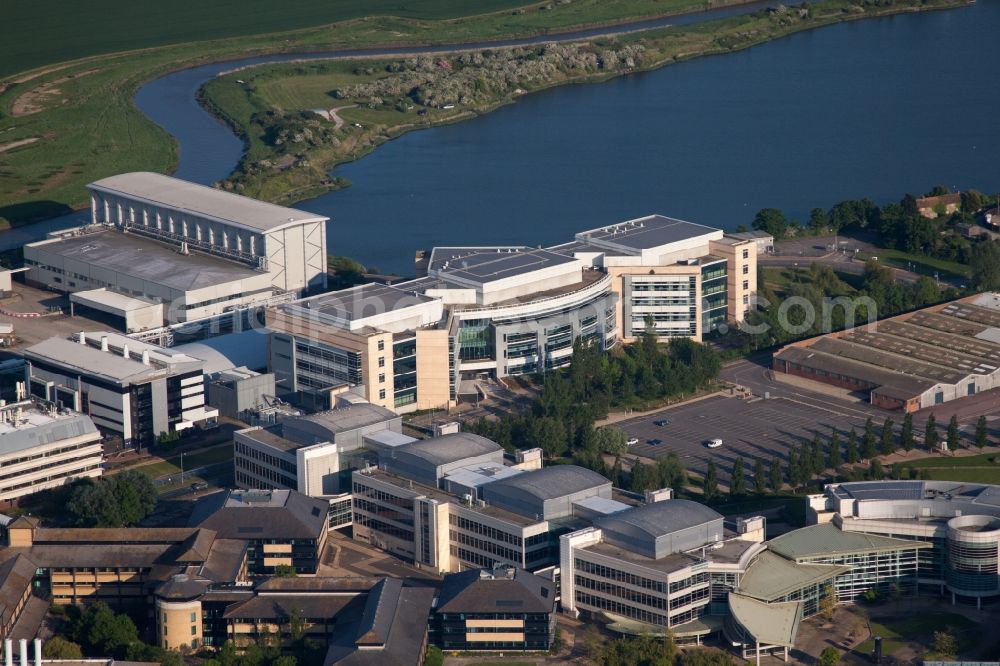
[854, 612, 975, 660]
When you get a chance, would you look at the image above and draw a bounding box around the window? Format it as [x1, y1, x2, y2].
[379, 373, 385, 384]
[378, 356, 385, 368]
[190, 612, 197, 622]
[191, 625, 197, 635]
[742, 280, 749, 290]
[742, 248, 749, 259]
[379, 389, 386, 400]
[378, 340, 385, 351]
[741, 264, 749, 275]
[743, 295, 749, 305]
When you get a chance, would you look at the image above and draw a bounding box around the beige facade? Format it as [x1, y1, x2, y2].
[156, 598, 203, 651]
[605, 264, 702, 342]
[709, 236, 757, 324]
[415, 328, 452, 410]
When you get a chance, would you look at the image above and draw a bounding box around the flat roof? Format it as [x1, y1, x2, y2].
[433, 247, 578, 285]
[284, 283, 437, 325]
[89, 172, 327, 233]
[298, 403, 399, 435]
[24, 336, 169, 383]
[443, 463, 524, 489]
[427, 246, 528, 273]
[361, 469, 543, 527]
[0, 403, 99, 456]
[29, 229, 262, 292]
[575, 215, 720, 252]
[573, 495, 632, 516]
[70, 287, 160, 313]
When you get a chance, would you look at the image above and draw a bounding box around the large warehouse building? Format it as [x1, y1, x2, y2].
[24, 172, 328, 326]
[773, 293, 1000, 411]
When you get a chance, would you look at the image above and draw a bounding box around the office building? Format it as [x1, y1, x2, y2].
[431, 564, 556, 651]
[24, 332, 217, 448]
[350, 430, 610, 573]
[269, 215, 756, 412]
[810, 479, 1000, 607]
[187, 489, 329, 575]
[234, 400, 401, 496]
[0, 398, 103, 503]
[24, 172, 328, 326]
[773, 293, 1000, 412]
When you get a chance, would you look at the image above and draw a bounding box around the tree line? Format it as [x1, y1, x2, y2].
[694, 412, 988, 501]
[468, 335, 720, 470]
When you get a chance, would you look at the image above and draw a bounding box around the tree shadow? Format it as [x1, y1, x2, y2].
[0, 200, 74, 227]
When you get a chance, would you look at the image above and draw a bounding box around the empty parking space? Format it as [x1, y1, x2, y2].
[620, 395, 874, 482]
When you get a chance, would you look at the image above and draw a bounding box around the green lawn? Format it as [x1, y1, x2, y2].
[134, 444, 233, 480]
[905, 453, 1000, 468]
[854, 612, 975, 659]
[856, 248, 971, 280]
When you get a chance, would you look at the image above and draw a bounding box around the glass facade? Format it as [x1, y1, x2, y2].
[800, 548, 922, 602]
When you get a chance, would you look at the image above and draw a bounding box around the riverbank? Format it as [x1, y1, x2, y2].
[200, 0, 973, 206]
[0, 0, 760, 229]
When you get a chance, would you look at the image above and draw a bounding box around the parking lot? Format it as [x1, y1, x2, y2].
[620, 394, 877, 483]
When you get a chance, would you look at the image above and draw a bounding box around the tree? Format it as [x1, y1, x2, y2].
[975, 415, 989, 449]
[818, 583, 837, 620]
[769, 456, 783, 493]
[730, 458, 746, 498]
[596, 427, 629, 458]
[861, 418, 877, 460]
[810, 435, 825, 475]
[583, 624, 604, 663]
[630, 461, 650, 493]
[870, 459, 884, 480]
[818, 647, 841, 666]
[787, 448, 800, 488]
[932, 629, 958, 660]
[970, 240, 1000, 291]
[900, 412, 914, 452]
[880, 417, 895, 456]
[753, 458, 766, 495]
[67, 471, 157, 528]
[947, 415, 960, 450]
[529, 417, 568, 459]
[925, 414, 939, 449]
[846, 428, 858, 464]
[703, 460, 719, 502]
[809, 207, 828, 233]
[678, 647, 736, 666]
[273, 564, 297, 578]
[42, 637, 83, 660]
[828, 429, 841, 469]
[752, 208, 789, 239]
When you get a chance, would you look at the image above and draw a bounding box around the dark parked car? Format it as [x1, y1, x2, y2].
[654, 419, 670, 426]
[648, 439, 663, 445]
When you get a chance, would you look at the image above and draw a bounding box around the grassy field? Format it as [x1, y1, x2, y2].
[854, 612, 975, 660]
[135, 444, 234, 480]
[200, 0, 969, 205]
[899, 452, 1000, 484]
[856, 248, 971, 280]
[0, 0, 760, 228]
[762, 266, 857, 296]
[0, 0, 536, 78]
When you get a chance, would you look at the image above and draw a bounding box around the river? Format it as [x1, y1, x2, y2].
[9, 1, 998, 276]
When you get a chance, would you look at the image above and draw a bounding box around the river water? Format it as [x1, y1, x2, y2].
[10, 2, 998, 276]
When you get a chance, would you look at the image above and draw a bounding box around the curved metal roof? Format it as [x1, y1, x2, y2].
[395, 433, 502, 467]
[484, 465, 610, 502]
[596, 499, 722, 541]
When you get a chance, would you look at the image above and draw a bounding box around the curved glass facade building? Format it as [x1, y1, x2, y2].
[945, 515, 1000, 598]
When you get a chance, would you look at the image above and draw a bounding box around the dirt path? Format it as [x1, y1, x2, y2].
[0, 137, 39, 153]
[10, 68, 101, 116]
[316, 104, 357, 129]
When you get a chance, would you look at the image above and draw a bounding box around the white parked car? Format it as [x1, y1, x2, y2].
[707, 438, 723, 449]
[626, 437, 639, 447]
